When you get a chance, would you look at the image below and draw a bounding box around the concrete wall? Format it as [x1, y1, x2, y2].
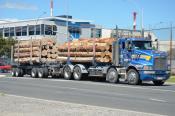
[56, 26, 67, 44]
[101, 29, 112, 38]
[80, 28, 91, 38]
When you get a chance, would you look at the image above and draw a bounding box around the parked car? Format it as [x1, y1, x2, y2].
[0, 59, 11, 73]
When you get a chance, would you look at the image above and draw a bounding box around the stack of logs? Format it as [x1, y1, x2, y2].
[57, 38, 115, 63]
[14, 38, 57, 63]
[14, 38, 116, 64]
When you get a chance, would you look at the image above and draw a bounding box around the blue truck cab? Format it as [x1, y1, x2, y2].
[116, 38, 170, 85]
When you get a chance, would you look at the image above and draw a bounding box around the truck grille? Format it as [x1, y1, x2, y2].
[154, 57, 167, 70]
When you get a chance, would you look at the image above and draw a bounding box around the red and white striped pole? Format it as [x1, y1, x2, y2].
[50, 0, 53, 17]
[133, 12, 137, 32]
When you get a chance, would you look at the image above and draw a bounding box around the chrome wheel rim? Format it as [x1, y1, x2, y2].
[108, 71, 116, 81]
[128, 72, 136, 83]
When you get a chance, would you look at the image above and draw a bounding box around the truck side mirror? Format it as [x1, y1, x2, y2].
[155, 39, 159, 50]
[128, 45, 132, 51]
[127, 42, 132, 51]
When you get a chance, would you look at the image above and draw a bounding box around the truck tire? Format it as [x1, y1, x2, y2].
[31, 68, 38, 78]
[20, 69, 24, 77]
[38, 68, 44, 78]
[12, 68, 16, 77]
[63, 66, 72, 80]
[153, 80, 165, 86]
[127, 69, 141, 85]
[106, 68, 119, 83]
[38, 68, 48, 78]
[15, 68, 21, 77]
[73, 66, 82, 80]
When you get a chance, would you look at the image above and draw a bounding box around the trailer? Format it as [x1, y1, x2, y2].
[11, 36, 171, 86]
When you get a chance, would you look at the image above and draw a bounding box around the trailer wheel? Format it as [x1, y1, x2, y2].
[106, 68, 119, 83]
[15, 68, 21, 77]
[31, 68, 38, 78]
[38, 68, 48, 78]
[127, 69, 141, 85]
[38, 68, 44, 78]
[73, 66, 82, 80]
[63, 66, 72, 80]
[153, 80, 165, 86]
[20, 69, 24, 77]
[12, 68, 16, 77]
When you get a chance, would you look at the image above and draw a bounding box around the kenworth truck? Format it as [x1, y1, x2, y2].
[11, 37, 170, 86]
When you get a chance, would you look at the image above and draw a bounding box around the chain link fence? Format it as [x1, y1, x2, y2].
[149, 26, 175, 74]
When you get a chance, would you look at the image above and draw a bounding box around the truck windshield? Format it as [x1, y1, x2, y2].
[133, 41, 152, 50]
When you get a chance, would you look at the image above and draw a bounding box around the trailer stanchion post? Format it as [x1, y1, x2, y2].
[170, 22, 173, 74]
[92, 28, 96, 66]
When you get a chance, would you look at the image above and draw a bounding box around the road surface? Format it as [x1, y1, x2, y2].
[0, 76, 175, 115]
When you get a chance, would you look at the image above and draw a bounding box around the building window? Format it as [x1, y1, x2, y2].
[36, 25, 40, 35]
[29, 25, 35, 35]
[4, 28, 9, 37]
[0, 28, 3, 37]
[45, 25, 52, 35]
[10, 27, 14, 37]
[69, 27, 81, 38]
[22, 26, 27, 36]
[41, 24, 44, 35]
[53, 25, 57, 35]
[91, 28, 101, 38]
[15, 27, 22, 36]
[96, 29, 101, 38]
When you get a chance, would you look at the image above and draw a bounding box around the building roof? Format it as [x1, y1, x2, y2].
[0, 16, 92, 25]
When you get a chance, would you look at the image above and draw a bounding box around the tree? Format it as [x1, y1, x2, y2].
[0, 35, 16, 58]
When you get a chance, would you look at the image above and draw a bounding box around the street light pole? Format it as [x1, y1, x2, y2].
[66, 0, 71, 64]
[141, 8, 144, 37]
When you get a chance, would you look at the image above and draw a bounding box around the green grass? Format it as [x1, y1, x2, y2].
[0, 92, 5, 96]
[167, 76, 175, 83]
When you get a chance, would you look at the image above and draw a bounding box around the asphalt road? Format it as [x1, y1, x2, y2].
[0, 76, 175, 116]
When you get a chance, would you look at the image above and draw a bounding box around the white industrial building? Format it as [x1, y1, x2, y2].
[0, 15, 104, 44]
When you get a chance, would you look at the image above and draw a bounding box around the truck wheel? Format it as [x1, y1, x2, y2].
[20, 69, 24, 77]
[15, 68, 21, 77]
[63, 66, 72, 80]
[127, 69, 141, 85]
[73, 66, 82, 80]
[38, 68, 48, 78]
[31, 68, 38, 78]
[38, 68, 44, 78]
[12, 68, 16, 77]
[106, 68, 119, 83]
[153, 80, 165, 86]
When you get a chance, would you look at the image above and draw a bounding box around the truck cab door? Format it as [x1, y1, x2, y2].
[122, 41, 132, 66]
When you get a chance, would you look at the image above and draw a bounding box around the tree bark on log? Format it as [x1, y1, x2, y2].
[58, 52, 104, 57]
[14, 47, 40, 53]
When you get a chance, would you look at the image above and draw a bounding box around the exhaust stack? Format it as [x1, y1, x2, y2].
[133, 12, 137, 31]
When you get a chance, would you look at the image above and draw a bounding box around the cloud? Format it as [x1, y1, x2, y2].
[0, 1, 38, 10]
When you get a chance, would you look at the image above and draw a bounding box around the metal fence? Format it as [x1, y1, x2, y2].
[149, 25, 175, 74]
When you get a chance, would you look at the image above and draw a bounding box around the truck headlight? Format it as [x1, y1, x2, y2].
[143, 66, 153, 70]
[144, 71, 155, 74]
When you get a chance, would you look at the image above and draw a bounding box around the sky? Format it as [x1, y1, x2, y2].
[0, 0, 175, 30]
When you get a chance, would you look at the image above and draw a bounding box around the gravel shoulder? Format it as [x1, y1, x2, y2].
[0, 93, 163, 116]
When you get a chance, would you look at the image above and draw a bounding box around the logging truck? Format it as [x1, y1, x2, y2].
[11, 37, 170, 85]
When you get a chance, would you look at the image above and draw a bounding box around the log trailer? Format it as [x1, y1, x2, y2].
[11, 37, 170, 86]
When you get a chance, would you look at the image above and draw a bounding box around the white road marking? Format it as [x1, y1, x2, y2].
[149, 98, 167, 103]
[4, 94, 164, 116]
[0, 75, 6, 78]
[2, 77, 175, 93]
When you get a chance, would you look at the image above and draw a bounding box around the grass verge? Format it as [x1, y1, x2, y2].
[167, 76, 175, 83]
